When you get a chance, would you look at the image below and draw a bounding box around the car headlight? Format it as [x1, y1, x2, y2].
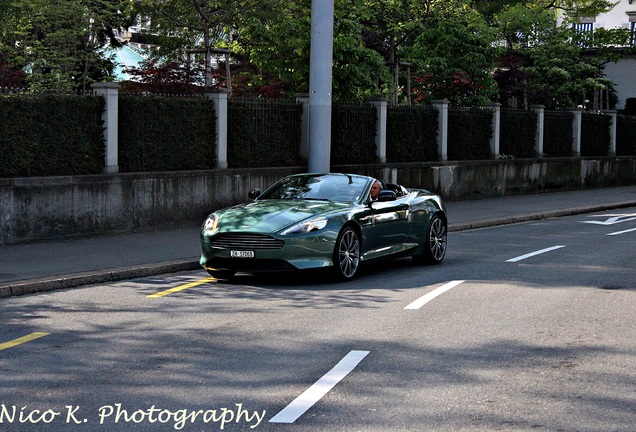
[202, 214, 220, 236]
[281, 217, 328, 235]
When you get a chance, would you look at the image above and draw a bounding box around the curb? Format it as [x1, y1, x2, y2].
[448, 201, 636, 232]
[0, 259, 200, 298]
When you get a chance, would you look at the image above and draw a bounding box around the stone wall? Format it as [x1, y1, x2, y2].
[1, 157, 635, 244]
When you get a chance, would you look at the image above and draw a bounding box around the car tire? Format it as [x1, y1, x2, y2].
[207, 269, 237, 280]
[333, 226, 361, 280]
[414, 214, 447, 265]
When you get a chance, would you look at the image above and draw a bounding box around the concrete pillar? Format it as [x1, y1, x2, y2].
[205, 88, 229, 169]
[308, 0, 334, 173]
[295, 93, 310, 162]
[604, 110, 617, 156]
[432, 100, 449, 161]
[92, 82, 119, 173]
[570, 107, 583, 157]
[486, 102, 501, 159]
[370, 96, 388, 163]
[531, 105, 545, 158]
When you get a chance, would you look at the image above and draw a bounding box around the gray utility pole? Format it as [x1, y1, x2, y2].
[307, 0, 334, 173]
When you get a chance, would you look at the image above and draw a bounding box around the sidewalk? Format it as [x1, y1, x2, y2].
[2, 185, 636, 297]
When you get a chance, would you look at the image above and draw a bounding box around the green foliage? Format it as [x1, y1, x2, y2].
[118, 95, 217, 171]
[492, 3, 628, 110]
[531, 0, 617, 18]
[227, 98, 301, 168]
[409, 5, 499, 106]
[493, 4, 551, 50]
[331, 9, 391, 101]
[239, 0, 390, 101]
[386, 106, 438, 162]
[238, 2, 312, 96]
[447, 107, 493, 160]
[136, 0, 281, 87]
[0, 94, 104, 177]
[500, 110, 537, 158]
[2, 0, 633, 110]
[473, 0, 526, 21]
[543, 111, 574, 157]
[0, 0, 26, 86]
[358, 0, 466, 61]
[331, 103, 377, 165]
[1, 0, 134, 91]
[617, 115, 636, 156]
[525, 27, 597, 109]
[581, 112, 611, 156]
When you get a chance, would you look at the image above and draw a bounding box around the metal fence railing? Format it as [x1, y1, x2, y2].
[228, 98, 302, 168]
[331, 103, 377, 165]
[386, 105, 438, 162]
[617, 115, 636, 156]
[581, 112, 612, 157]
[500, 109, 537, 158]
[543, 111, 574, 157]
[448, 107, 493, 160]
[2, 90, 636, 178]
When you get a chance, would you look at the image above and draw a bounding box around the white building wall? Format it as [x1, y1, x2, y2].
[605, 58, 636, 109]
[590, 1, 636, 109]
[594, 2, 635, 29]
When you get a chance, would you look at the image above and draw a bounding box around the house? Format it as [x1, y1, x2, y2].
[575, 1, 636, 110]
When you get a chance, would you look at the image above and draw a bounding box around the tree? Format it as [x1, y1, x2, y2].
[135, 0, 281, 87]
[492, 2, 629, 109]
[5, 0, 627, 108]
[240, 0, 493, 103]
[237, 0, 390, 101]
[232, 1, 310, 96]
[330, 7, 391, 101]
[530, 0, 617, 18]
[356, 0, 472, 103]
[472, 0, 526, 21]
[408, 4, 499, 106]
[1, 0, 134, 92]
[0, 0, 27, 87]
[121, 58, 205, 94]
[473, 0, 617, 20]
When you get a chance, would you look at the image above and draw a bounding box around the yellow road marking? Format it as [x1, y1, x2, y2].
[0, 332, 50, 351]
[147, 277, 217, 298]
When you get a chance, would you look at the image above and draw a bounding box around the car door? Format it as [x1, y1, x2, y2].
[357, 198, 411, 260]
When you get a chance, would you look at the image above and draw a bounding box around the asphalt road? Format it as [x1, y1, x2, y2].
[1, 208, 635, 431]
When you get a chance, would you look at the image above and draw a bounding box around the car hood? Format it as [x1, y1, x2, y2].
[215, 199, 349, 234]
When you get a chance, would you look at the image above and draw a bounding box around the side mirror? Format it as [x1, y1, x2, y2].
[248, 188, 261, 200]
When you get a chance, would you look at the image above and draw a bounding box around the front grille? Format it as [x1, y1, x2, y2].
[211, 233, 284, 249]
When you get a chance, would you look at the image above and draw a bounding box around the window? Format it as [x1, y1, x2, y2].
[573, 21, 594, 46]
[573, 22, 594, 33]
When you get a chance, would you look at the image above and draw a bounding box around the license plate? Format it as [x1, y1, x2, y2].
[230, 250, 254, 258]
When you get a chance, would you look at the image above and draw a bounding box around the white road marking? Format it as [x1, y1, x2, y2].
[269, 350, 370, 424]
[580, 214, 636, 225]
[506, 245, 565, 262]
[607, 227, 636, 236]
[404, 280, 465, 310]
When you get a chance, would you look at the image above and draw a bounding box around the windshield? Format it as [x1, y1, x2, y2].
[258, 174, 370, 203]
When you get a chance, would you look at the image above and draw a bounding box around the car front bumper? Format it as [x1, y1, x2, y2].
[200, 231, 338, 272]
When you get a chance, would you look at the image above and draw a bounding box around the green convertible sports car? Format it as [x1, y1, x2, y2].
[200, 173, 447, 280]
